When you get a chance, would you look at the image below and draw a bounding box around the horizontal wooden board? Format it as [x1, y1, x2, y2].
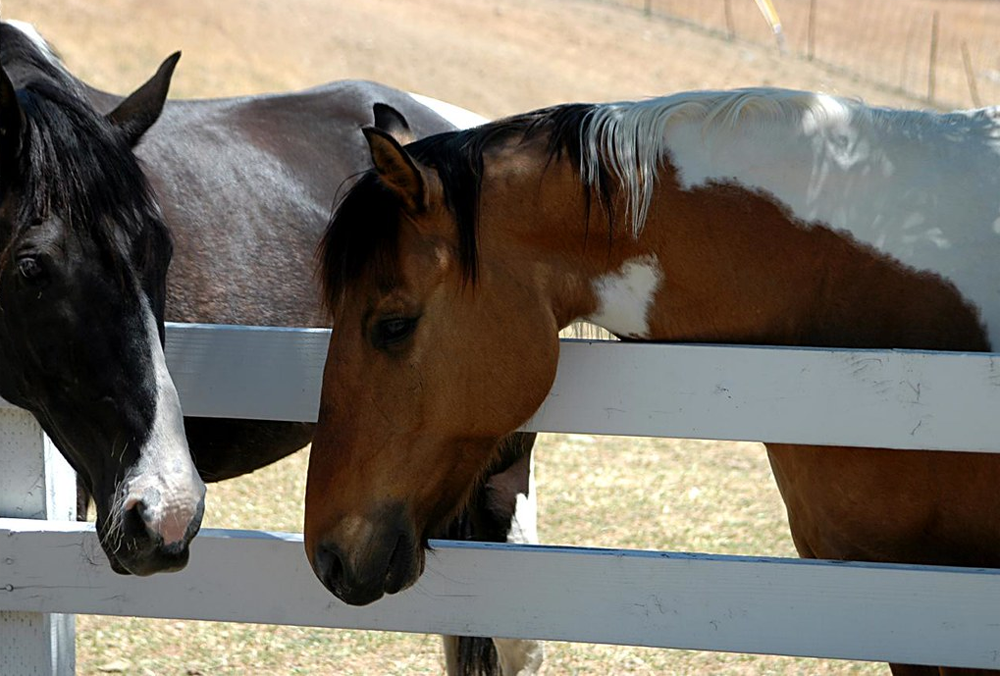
[161, 323, 331, 422]
[154, 326, 1000, 452]
[2, 518, 999, 669]
[527, 340, 1000, 452]
[4, 323, 1000, 451]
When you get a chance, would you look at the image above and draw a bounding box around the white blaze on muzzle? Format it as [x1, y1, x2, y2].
[123, 304, 205, 548]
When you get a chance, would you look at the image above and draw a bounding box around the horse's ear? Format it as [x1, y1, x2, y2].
[363, 126, 426, 213]
[107, 51, 180, 147]
[372, 103, 414, 145]
[0, 64, 25, 166]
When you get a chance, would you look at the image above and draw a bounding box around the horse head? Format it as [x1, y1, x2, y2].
[305, 122, 572, 604]
[0, 29, 204, 575]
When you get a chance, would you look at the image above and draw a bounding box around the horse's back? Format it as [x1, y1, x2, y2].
[113, 81, 468, 480]
[658, 91, 1000, 344]
[131, 80, 459, 328]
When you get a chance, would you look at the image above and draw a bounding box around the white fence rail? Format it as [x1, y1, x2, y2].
[3, 322, 1000, 672]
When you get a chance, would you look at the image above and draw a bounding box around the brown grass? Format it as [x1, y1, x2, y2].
[612, 0, 1000, 108]
[0, 0, 926, 672]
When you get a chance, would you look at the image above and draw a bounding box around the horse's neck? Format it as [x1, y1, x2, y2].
[501, 104, 993, 351]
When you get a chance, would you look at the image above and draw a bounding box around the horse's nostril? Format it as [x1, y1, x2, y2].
[125, 498, 156, 532]
[314, 542, 345, 591]
[123, 495, 142, 514]
[131, 500, 148, 521]
[116, 497, 153, 542]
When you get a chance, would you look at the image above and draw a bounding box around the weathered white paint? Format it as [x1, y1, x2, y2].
[4, 325, 1000, 453]
[4, 519, 1000, 670]
[154, 323, 331, 421]
[408, 92, 488, 130]
[0, 411, 75, 676]
[124, 308, 205, 548]
[584, 255, 662, 338]
[525, 340, 1000, 451]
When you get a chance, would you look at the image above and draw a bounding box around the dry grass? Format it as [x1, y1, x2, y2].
[613, 0, 1000, 108]
[0, 0, 927, 672]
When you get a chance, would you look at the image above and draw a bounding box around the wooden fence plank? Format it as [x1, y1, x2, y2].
[7, 324, 1000, 451]
[2, 519, 999, 670]
[161, 323, 330, 422]
[527, 341, 1000, 451]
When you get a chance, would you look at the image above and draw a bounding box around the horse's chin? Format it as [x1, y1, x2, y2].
[102, 537, 191, 576]
[385, 537, 426, 595]
[314, 525, 426, 606]
[96, 508, 194, 577]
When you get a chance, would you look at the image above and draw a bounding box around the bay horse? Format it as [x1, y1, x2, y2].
[0, 21, 204, 576]
[53, 27, 540, 675]
[306, 89, 1000, 675]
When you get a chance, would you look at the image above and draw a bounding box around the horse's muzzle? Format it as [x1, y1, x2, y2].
[99, 490, 205, 576]
[311, 520, 424, 606]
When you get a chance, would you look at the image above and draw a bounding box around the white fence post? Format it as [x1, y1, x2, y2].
[0, 408, 77, 676]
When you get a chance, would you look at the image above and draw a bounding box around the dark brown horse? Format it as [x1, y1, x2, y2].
[305, 89, 1000, 675]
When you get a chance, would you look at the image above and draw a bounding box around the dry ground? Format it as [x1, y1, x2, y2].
[2, 0, 965, 673]
[628, 0, 1000, 108]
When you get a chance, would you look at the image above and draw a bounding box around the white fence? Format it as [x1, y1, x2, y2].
[3, 322, 1000, 673]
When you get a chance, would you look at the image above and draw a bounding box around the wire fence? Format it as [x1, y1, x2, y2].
[605, 0, 1000, 109]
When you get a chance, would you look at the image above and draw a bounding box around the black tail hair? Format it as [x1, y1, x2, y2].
[456, 636, 500, 676]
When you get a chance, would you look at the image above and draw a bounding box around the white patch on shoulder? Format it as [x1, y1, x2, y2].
[6, 20, 59, 65]
[407, 92, 488, 130]
[585, 255, 662, 339]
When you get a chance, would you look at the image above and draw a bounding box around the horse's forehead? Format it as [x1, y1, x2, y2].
[340, 254, 447, 319]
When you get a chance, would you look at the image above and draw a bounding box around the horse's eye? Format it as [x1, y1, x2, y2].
[16, 256, 45, 284]
[372, 315, 419, 350]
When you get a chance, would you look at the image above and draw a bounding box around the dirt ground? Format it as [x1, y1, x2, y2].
[631, 0, 1000, 108]
[2, 0, 962, 673]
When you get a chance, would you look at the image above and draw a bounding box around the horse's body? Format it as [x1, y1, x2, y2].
[85, 80, 482, 479]
[306, 88, 1000, 675]
[82, 67, 541, 675]
[0, 20, 204, 576]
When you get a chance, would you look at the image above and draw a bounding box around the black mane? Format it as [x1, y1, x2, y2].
[320, 102, 610, 306]
[0, 24, 164, 272]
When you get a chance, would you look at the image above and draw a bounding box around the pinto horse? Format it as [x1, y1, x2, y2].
[0, 21, 204, 576]
[53, 30, 539, 675]
[134, 82, 540, 676]
[306, 89, 1000, 675]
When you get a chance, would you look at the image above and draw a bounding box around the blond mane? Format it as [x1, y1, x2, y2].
[579, 88, 923, 236]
